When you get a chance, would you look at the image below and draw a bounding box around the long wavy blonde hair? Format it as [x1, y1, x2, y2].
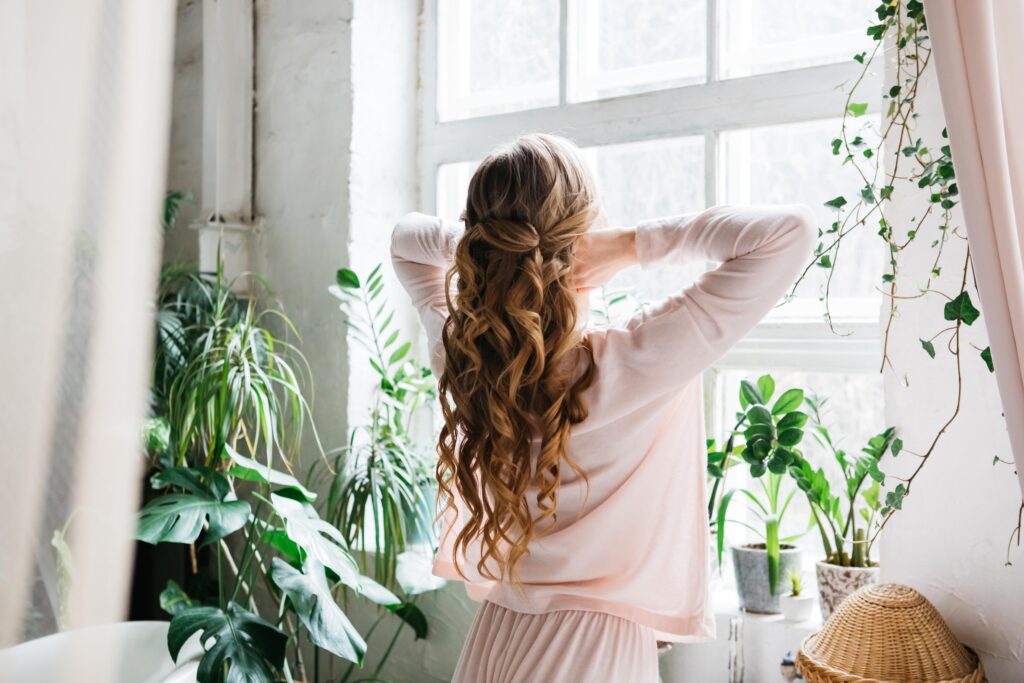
[437, 134, 600, 585]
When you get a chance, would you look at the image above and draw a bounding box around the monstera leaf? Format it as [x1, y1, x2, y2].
[137, 491, 249, 546]
[168, 602, 286, 683]
[271, 558, 367, 665]
[140, 466, 250, 546]
[270, 493, 400, 605]
[225, 444, 317, 502]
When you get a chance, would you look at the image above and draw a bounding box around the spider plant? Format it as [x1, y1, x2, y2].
[325, 264, 438, 588]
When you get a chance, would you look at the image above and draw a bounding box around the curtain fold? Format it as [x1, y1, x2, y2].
[0, 1, 176, 678]
[924, 0, 1024, 496]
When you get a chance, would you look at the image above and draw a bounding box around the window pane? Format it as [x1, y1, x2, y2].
[584, 136, 706, 309]
[709, 368, 885, 564]
[437, 0, 559, 121]
[571, 0, 705, 101]
[719, 117, 884, 315]
[436, 160, 477, 223]
[719, 0, 874, 79]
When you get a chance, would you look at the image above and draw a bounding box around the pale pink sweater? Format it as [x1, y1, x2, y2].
[390, 204, 816, 642]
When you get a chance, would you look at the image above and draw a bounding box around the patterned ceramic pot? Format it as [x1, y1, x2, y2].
[815, 560, 880, 621]
[731, 544, 802, 614]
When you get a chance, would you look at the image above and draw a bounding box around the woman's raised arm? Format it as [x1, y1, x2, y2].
[591, 204, 816, 396]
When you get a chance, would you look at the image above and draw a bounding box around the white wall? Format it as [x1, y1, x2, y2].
[879, 32, 1024, 682]
[252, 0, 355, 462]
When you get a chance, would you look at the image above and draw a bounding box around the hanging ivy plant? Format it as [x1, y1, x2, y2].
[788, 0, 1000, 547]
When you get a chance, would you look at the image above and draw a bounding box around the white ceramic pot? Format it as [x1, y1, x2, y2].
[815, 560, 880, 621]
[780, 593, 816, 622]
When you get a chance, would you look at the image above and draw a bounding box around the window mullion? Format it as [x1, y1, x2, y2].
[559, 0, 570, 105]
[706, 0, 719, 83]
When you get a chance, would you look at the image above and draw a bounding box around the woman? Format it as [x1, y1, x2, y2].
[391, 133, 814, 682]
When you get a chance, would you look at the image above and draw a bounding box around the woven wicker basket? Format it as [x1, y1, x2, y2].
[796, 583, 985, 683]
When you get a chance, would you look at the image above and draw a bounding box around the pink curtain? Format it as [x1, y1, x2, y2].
[925, 0, 1024, 496]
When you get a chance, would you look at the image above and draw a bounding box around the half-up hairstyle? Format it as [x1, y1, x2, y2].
[437, 133, 600, 586]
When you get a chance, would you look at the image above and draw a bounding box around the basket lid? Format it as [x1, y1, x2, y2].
[798, 583, 983, 682]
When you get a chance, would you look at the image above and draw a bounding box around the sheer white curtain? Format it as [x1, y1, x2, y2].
[0, 0, 176, 675]
[925, 0, 1024, 496]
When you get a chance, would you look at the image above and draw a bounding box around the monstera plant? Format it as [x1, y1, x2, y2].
[138, 196, 442, 682]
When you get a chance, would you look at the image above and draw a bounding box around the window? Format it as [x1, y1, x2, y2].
[422, 0, 883, 569]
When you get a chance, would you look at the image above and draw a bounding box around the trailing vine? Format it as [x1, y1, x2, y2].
[788, 0, 1006, 545]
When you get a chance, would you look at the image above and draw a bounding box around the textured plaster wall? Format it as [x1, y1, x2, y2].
[878, 35, 1024, 682]
[163, 0, 202, 263]
[252, 0, 355, 463]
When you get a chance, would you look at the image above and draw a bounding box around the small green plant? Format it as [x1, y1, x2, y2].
[324, 265, 438, 588]
[786, 568, 803, 598]
[708, 374, 811, 595]
[788, 394, 897, 567]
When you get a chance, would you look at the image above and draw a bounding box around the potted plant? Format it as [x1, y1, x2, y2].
[787, 394, 897, 620]
[136, 226, 441, 681]
[709, 375, 810, 614]
[779, 569, 815, 622]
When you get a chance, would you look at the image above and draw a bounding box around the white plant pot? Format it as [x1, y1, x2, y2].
[780, 593, 816, 622]
[815, 560, 880, 621]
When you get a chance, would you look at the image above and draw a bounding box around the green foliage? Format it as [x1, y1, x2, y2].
[167, 602, 287, 683]
[786, 569, 804, 597]
[137, 469, 249, 546]
[325, 264, 438, 588]
[707, 374, 808, 594]
[271, 558, 369, 665]
[789, 394, 896, 567]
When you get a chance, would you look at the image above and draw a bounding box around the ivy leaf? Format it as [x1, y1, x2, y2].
[168, 602, 286, 683]
[818, 254, 833, 269]
[884, 483, 907, 511]
[943, 291, 980, 326]
[824, 196, 848, 210]
[981, 346, 994, 372]
[920, 339, 936, 359]
[892, 438, 903, 457]
[831, 138, 842, 155]
[847, 102, 869, 117]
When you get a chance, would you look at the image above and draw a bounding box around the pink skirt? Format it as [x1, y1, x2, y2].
[451, 600, 660, 683]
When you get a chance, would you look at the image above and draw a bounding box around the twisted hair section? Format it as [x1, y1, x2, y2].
[436, 134, 599, 585]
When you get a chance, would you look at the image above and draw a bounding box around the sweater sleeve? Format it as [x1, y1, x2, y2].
[592, 204, 816, 395]
[390, 212, 463, 373]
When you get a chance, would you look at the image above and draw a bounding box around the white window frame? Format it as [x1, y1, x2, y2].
[417, 0, 883, 379]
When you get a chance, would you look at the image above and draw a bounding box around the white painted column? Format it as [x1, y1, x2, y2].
[193, 0, 254, 291]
